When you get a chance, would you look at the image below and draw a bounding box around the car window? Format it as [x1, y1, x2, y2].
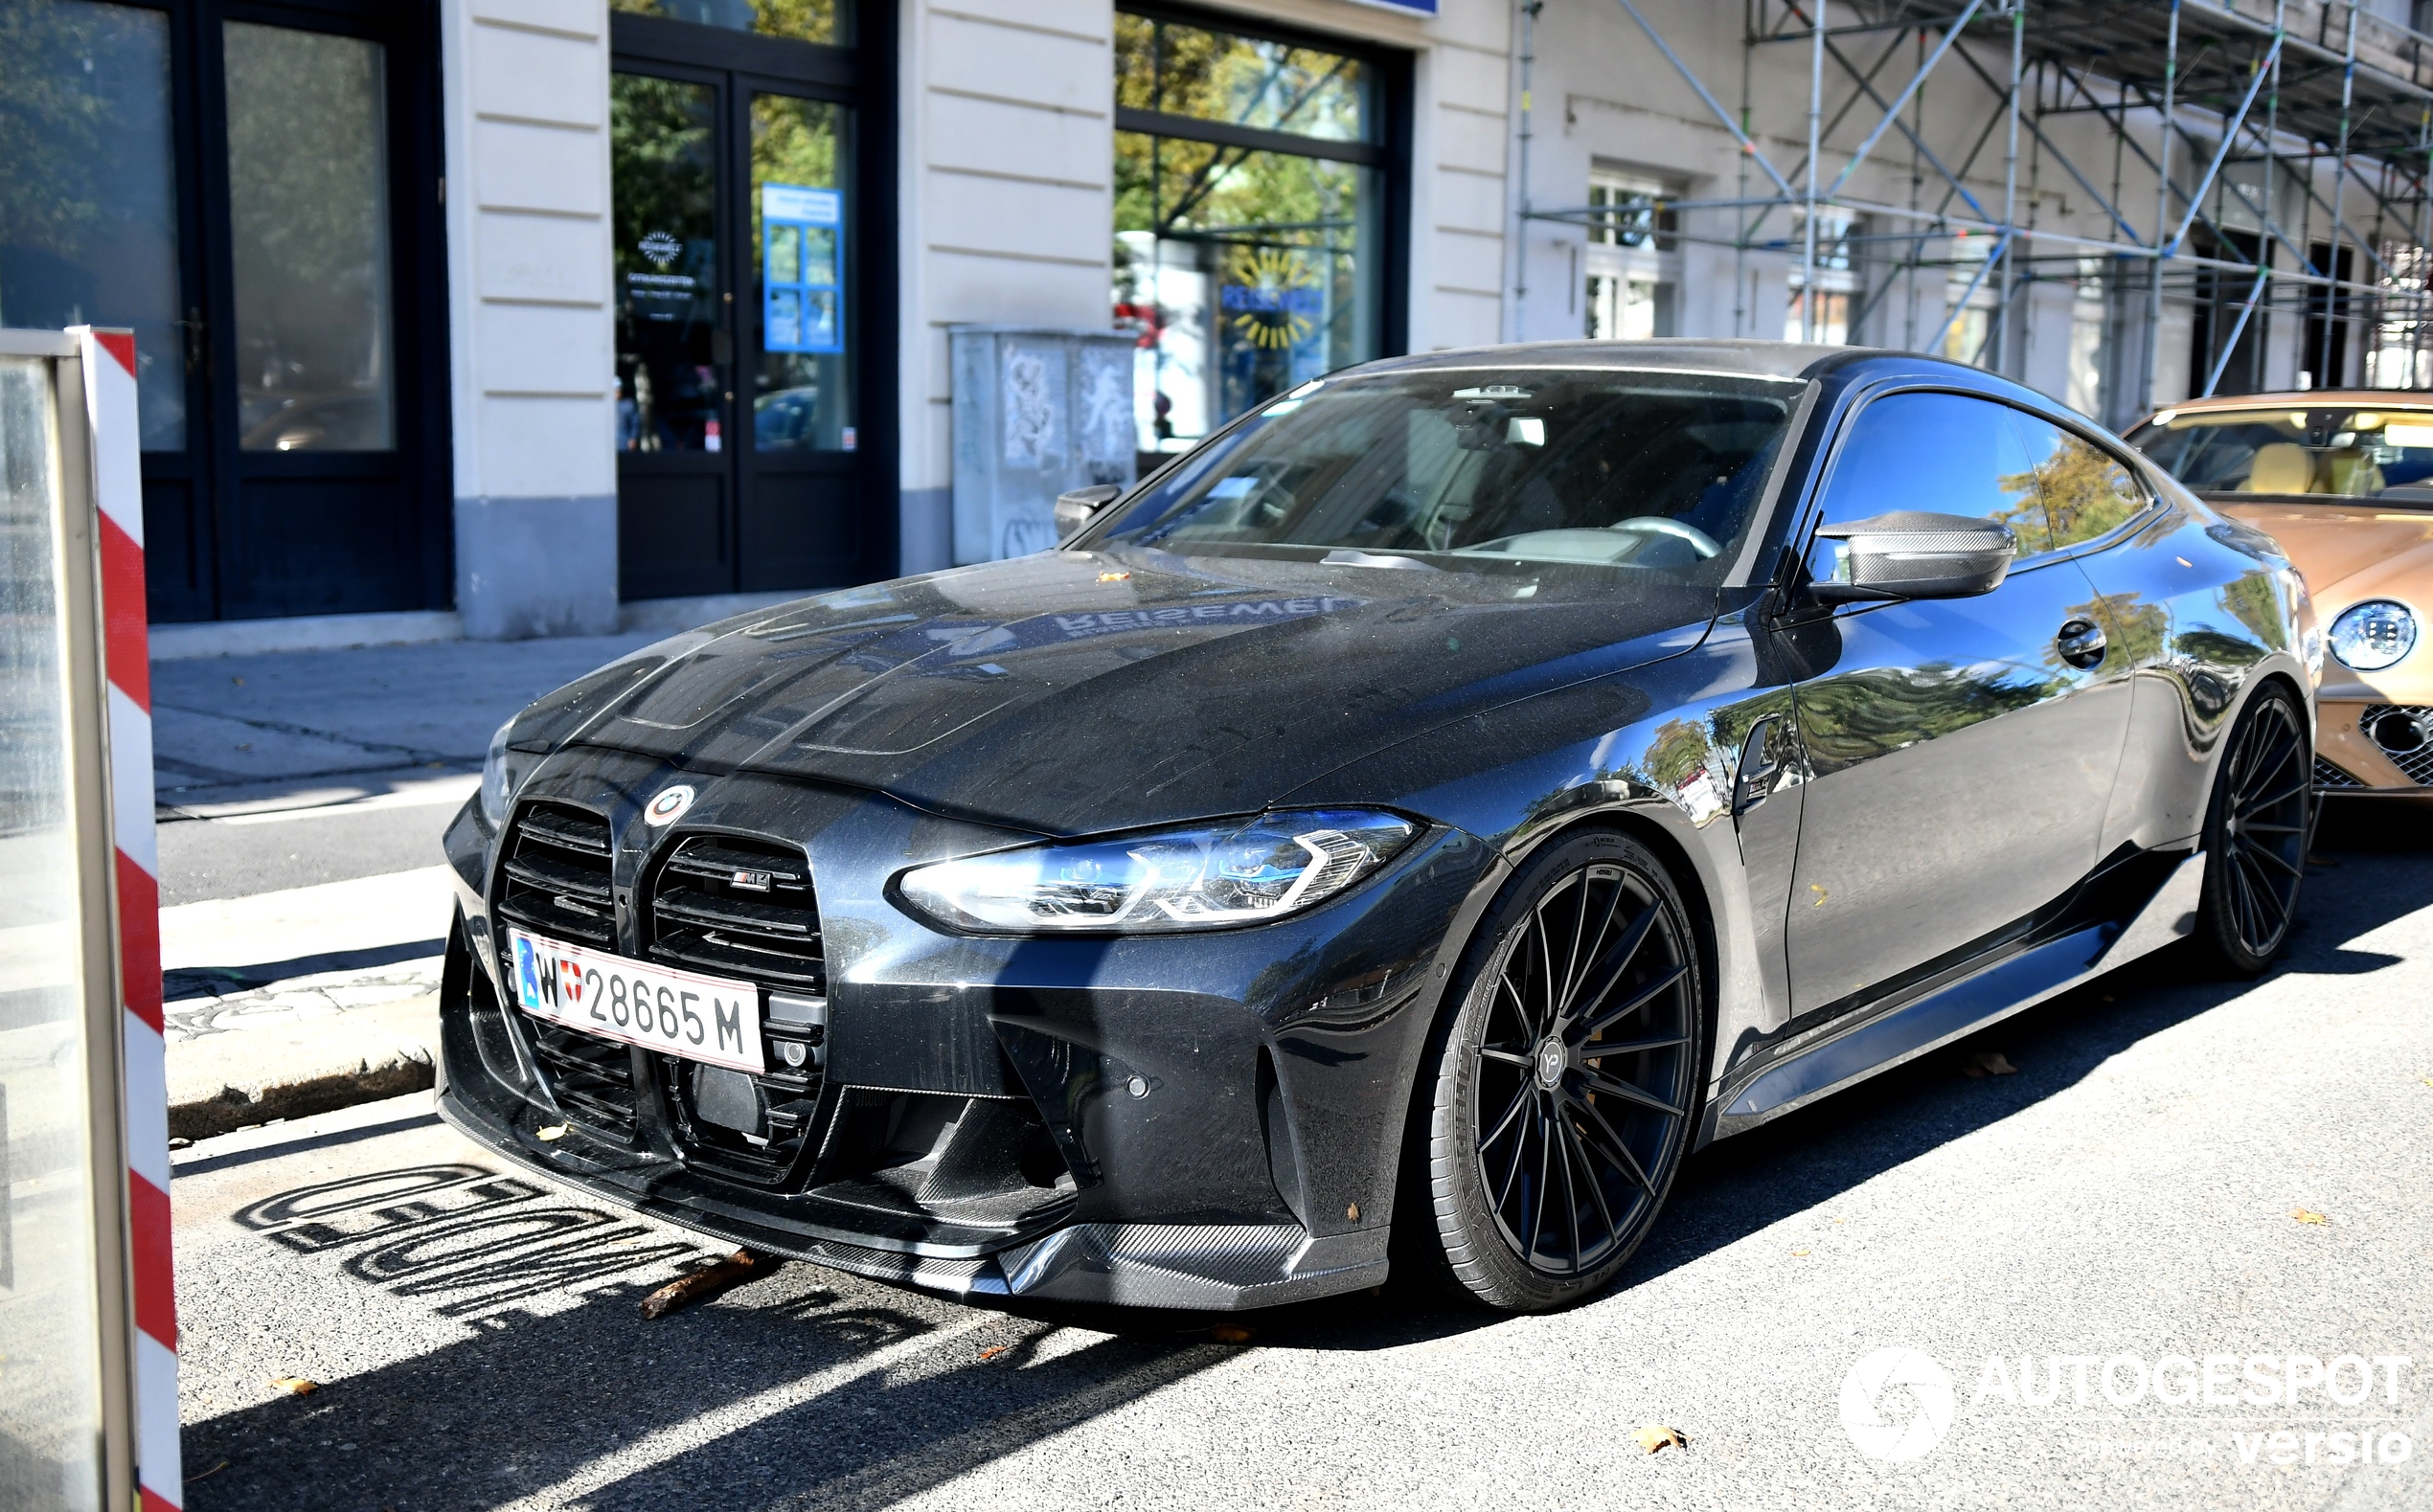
[2125, 405, 2433, 497]
[2008, 412, 2149, 550]
[1085, 367, 1805, 587]
[1806, 391, 2052, 584]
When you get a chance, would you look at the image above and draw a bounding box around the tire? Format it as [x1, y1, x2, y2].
[1407, 829, 1707, 1312]
[2193, 680, 2310, 976]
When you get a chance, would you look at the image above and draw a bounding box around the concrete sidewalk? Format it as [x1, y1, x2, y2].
[153, 629, 663, 802]
[150, 630, 665, 1139]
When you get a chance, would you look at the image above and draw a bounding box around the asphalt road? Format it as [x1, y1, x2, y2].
[158, 790, 472, 906]
[169, 801, 2433, 1511]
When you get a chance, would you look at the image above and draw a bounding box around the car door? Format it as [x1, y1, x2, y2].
[1783, 389, 2134, 1017]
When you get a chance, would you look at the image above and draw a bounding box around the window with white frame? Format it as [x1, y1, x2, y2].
[2066, 258, 2109, 418]
[1785, 210, 1860, 344]
[1584, 167, 1679, 340]
[1940, 229, 2000, 368]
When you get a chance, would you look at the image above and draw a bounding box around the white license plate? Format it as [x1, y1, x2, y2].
[506, 928, 764, 1072]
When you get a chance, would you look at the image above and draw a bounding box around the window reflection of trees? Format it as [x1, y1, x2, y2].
[2000, 430, 2147, 551]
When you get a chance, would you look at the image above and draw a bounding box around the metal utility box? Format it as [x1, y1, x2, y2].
[949, 326, 1138, 564]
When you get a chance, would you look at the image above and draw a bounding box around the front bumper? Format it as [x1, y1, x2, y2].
[2314, 697, 2433, 794]
[435, 750, 1491, 1309]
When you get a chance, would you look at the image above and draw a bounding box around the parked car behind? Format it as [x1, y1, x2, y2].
[440, 341, 2316, 1315]
[2126, 394, 2433, 797]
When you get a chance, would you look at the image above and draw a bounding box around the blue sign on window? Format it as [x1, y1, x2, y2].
[762, 184, 843, 354]
[1343, 0, 1438, 12]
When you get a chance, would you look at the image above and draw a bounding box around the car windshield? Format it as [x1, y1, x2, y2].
[1080, 367, 1806, 585]
[2124, 405, 2433, 499]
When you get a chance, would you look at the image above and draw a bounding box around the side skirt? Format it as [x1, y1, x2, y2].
[1704, 849, 2207, 1139]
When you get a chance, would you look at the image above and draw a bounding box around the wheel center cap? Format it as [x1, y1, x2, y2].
[1534, 1038, 1567, 1089]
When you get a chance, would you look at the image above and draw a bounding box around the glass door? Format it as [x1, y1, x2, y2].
[0, 0, 446, 622]
[611, 67, 729, 599]
[203, 5, 444, 619]
[611, 54, 862, 601]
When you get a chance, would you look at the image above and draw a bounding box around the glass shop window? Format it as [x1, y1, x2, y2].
[1113, 10, 1384, 465]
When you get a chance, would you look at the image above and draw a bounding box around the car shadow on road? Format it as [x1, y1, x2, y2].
[183, 1235, 1256, 1512]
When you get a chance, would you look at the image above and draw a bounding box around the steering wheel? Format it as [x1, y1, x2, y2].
[1605, 516, 1722, 559]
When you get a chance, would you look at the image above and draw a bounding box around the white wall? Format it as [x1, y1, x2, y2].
[441, 0, 621, 638]
[896, 0, 1120, 575]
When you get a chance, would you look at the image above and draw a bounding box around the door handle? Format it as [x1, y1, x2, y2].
[2056, 617, 2108, 669]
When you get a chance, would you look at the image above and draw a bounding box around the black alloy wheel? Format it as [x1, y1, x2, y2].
[2194, 681, 2310, 975]
[1413, 830, 1705, 1311]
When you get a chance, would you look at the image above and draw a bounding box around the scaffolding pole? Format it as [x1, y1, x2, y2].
[1532, 0, 2433, 412]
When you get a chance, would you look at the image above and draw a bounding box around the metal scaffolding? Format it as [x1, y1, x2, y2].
[1523, 0, 2433, 424]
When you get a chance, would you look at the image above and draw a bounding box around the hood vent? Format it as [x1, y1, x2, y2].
[647, 834, 826, 993]
[495, 802, 615, 948]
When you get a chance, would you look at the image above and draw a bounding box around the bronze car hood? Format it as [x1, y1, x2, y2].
[522, 548, 1716, 836]
[2212, 501, 2433, 603]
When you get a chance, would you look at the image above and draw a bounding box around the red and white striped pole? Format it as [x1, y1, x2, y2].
[74, 326, 180, 1510]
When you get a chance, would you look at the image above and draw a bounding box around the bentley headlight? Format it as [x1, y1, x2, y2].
[2329, 599, 2418, 672]
[480, 717, 531, 828]
[899, 810, 1420, 934]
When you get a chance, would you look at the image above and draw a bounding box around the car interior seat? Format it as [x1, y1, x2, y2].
[2320, 447, 2386, 496]
[2244, 441, 2318, 493]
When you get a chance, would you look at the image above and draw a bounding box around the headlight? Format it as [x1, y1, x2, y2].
[898, 809, 1420, 935]
[480, 717, 530, 828]
[2329, 599, 2418, 672]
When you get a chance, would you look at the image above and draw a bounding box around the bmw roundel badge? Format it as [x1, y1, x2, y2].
[643, 783, 696, 827]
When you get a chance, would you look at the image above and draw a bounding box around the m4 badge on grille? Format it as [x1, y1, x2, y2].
[730, 869, 773, 892]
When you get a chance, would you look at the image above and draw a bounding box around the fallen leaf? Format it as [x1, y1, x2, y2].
[1634, 1424, 1689, 1454]
[2421, 1077, 2433, 1089]
[2291, 1208, 2331, 1226]
[978, 1345, 1010, 1361]
[1960, 1050, 2017, 1078]
[268, 1378, 318, 1396]
[535, 1123, 568, 1141]
[1209, 1324, 1255, 1344]
[641, 1249, 766, 1319]
[185, 1459, 231, 1485]
[1790, 1248, 1810, 1257]
[1097, 571, 1130, 582]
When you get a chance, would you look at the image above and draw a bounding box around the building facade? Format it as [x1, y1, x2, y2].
[3, 0, 2427, 643]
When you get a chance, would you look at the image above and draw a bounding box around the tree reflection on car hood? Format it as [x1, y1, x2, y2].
[533, 548, 1719, 835]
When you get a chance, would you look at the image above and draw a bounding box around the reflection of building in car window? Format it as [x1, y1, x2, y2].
[2127, 407, 2433, 497]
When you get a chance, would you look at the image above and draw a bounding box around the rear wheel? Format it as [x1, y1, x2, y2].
[2194, 681, 2309, 975]
[1411, 830, 1705, 1312]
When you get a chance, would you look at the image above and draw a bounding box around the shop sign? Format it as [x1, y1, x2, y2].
[762, 183, 844, 354]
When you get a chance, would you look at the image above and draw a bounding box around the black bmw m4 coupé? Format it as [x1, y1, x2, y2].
[439, 341, 2317, 1313]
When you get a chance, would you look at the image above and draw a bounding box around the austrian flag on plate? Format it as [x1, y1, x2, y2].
[509, 928, 765, 1072]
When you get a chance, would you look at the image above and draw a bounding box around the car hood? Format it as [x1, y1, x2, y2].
[550, 548, 1717, 835]
[2212, 500, 2433, 606]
